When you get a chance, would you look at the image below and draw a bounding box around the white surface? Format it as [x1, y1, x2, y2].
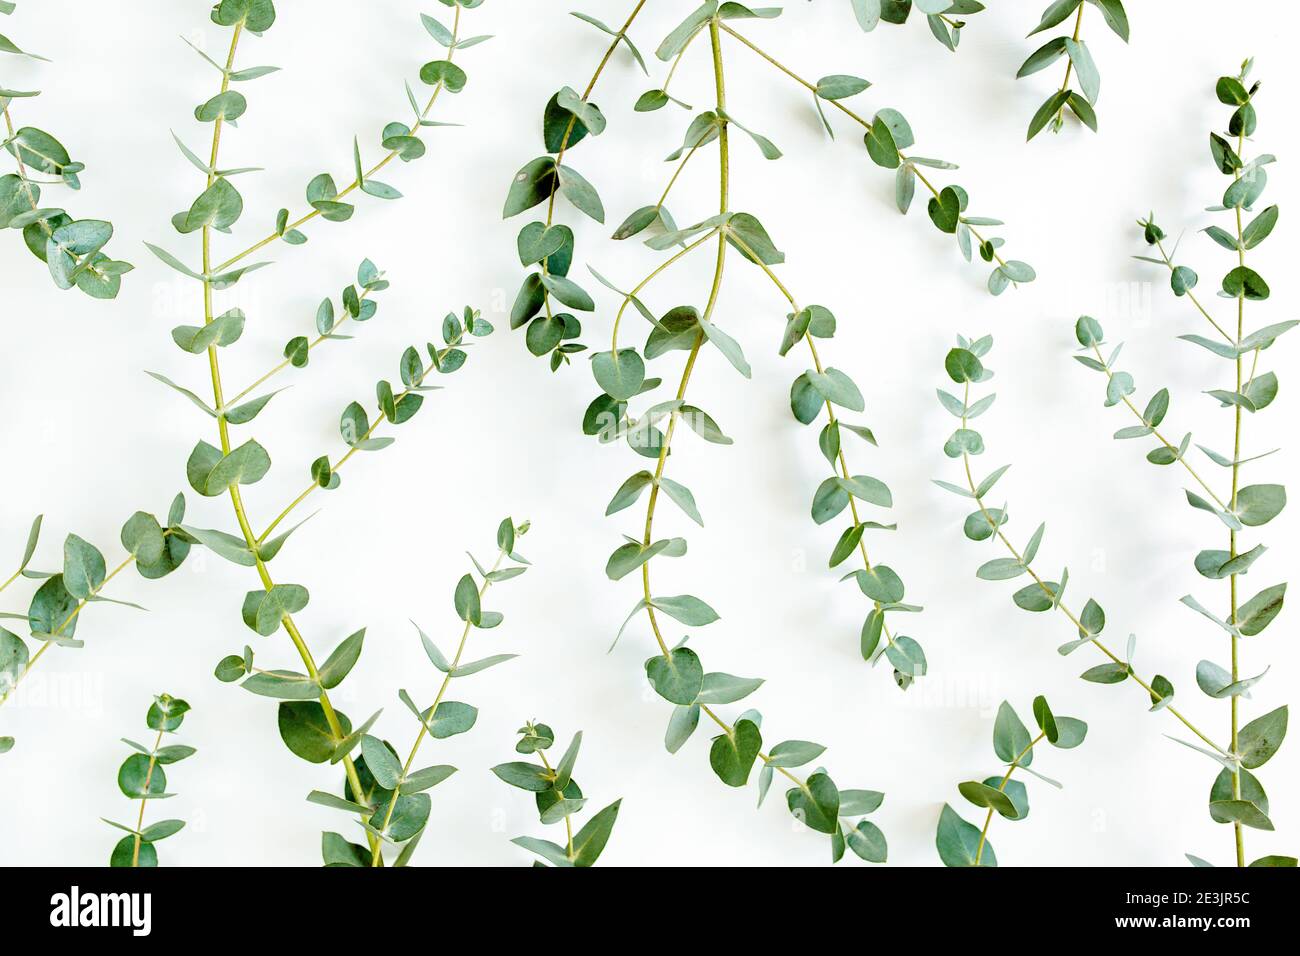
[1, 0, 1295, 867]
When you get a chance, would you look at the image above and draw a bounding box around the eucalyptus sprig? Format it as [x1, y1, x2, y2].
[1, 500, 192, 752]
[937, 694, 1086, 867]
[152, 0, 493, 863]
[305, 518, 531, 867]
[1078, 60, 1292, 868]
[102, 694, 196, 867]
[0, 2, 131, 297]
[935, 334, 1293, 867]
[586, 8, 888, 863]
[845, 0, 986, 53]
[502, 0, 649, 372]
[712, 10, 1036, 295]
[1019, 0, 1129, 141]
[493, 722, 621, 867]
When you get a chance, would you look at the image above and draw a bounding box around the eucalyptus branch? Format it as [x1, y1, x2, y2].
[714, 13, 1036, 295]
[1019, 0, 1129, 140]
[935, 334, 1296, 865]
[726, 229, 924, 687]
[197, 3, 483, 276]
[102, 694, 196, 867]
[153, 0, 493, 863]
[501, 0, 649, 372]
[590, 10, 887, 864]
[0, 2, 132, 297]
[292, 518, 531, 868]
[1089, 60, 1292, 869]
[1, 500, 192, 750]
[493, 722, 621, 867]
[844, 0, 986, 53]
[224, 272, 382, 407]
[254, 310, 489, 546]
[937, 695, 1086, 867]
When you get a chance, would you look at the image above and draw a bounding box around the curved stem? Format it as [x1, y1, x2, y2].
[662, 26, 702, 99]
[621, 13, 824, 819]
[195, 22, 376, 858]
[609, 229, 715, 352]
[639, 17, 730, 660]
[544, 0, 647, 227]
[726, 232, 899, 653]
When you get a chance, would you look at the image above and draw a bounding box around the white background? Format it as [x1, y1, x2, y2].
[2, 0, 1296, 867]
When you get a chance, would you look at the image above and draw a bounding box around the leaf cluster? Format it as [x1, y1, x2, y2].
[1019, 0, 1129, 141]
[102, 693, 195, 867]
[1, 2, 132, 297]
[493, 722, 621, 867]
[937, 695, 1086, 867]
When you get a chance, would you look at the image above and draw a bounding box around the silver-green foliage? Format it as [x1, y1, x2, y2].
[711, 8, 1035, 295]
[493, 722, 621, 867]
[307, 519, 531, 867]
[846, 0, 986, 53]
[0, 2, 132, 297]
[936, 334, 1292, 867]
[1, 502, 193, 753]
[501, 3, 651, 372]
[936, 695, 1086, 867]
[103, 694, 195, 867]
[567, 3, 889, 864]
[502, 2, 1033, 383]
[1078, 60, 1291, 868]
[153, 0, 494, 866]
[1019, 0, 1129, 140]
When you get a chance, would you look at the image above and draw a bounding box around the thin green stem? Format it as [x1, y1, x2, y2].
[726, 231, 899, 652]
[1, 99, 107, 281]
[1227, 128, 1249, 868]
[1048, 2, 1086, 128]
[717, 22, 1008, 269]
[370, 547, 508, 865]
[225, 287, 374, 406]
[958, 384, 1227, 756]
[639, 17, 729, 660]
[0, 568, 21, 594]
[656, 143, 699, 212]
[609, 229, 716, 352]
[131, 728, 165, 867]
[1153, 239, 1233, 342]
[534, 748, 576, 860]
[973, 731, 1045, 865]
[629, 17, 820, 810]
[210, 7, 463, 275]
[1090, 343, 1228, 510]
[544, 0, 647, 227]
[662, 25, 701, 99]
[195, 21, 377, 859]
[255, 335, 465, 544]
[0, 551, 138, 710]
